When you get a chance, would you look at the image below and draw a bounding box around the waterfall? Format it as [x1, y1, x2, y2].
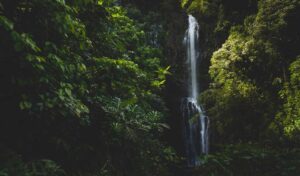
[181, 15, 209, 167]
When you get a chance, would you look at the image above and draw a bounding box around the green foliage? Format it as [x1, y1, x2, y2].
[78, 96, 175, 176]
[0, 0, 175, 175]
[192, 144, 300, 176]
[0, 147, 65, 176]
[199, 0, 300, 145]
[277, 56, 300, 142]
[186, 0, 220, 17]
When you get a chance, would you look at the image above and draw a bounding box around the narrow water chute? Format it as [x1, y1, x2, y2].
[181, 15, 209, 167]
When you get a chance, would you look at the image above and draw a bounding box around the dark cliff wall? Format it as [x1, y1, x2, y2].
[162, 2, 187, 156]
[121, 0, 190, 157]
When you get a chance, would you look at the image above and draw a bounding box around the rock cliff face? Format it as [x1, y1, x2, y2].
[162, 3, 187, 157]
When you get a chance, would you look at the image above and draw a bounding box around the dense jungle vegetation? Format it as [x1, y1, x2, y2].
[0, 0, 300, 175]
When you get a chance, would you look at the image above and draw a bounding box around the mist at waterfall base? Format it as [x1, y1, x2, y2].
[181, 15, 209, 167]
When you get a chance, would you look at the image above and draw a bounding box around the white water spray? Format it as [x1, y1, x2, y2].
[182, 15, 209, 167]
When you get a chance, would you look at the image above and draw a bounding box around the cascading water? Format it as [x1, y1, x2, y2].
[181, 15, 209, 167]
